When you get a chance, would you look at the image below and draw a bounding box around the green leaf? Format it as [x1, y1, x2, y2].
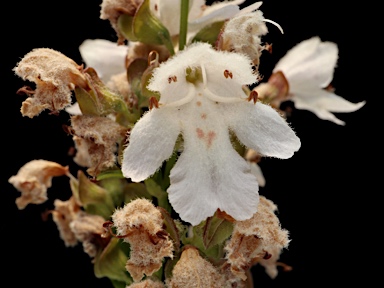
[94, 238, 132, 285]
[69, 175, 81, 205]
[98, 177, 126, 208]
[118, 0, 175, 54]
[157, 206, 180, 252]
[74, 86, 100, 116]
[87, 68, 135, 127]
[123, 182, 153, 203]
[191, 21, 226, 46]
[117, 14, 138, 41]
[77, 170, 115, 219]
[181, 219, 229, 264]
[144, 178, 171, 212]
[96, 169, 124, 181]
[203, 214, 234, 250]
[164, 255, 180, 280]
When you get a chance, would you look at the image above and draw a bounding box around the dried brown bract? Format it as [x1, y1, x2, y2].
[8, 159, 70, 209]
[112, 198, 174, 282]
[70, 115, 127, 177]
[166, 246, 229, 288]
[14, 48, 87, 118]
[223, 196, 290, 282]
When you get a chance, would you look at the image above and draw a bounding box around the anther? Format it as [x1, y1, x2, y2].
[168, 75, 177, 83]
[263, 251, 272, 259]
[149, 96, 159, 110]
[247, 90, 258, 104]
[264, 43, 273, 54]
[224, 69, 233, 79]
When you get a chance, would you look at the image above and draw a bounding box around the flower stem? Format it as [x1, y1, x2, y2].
[179, 0, 189, 50]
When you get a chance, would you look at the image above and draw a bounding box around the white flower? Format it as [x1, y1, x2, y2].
[79, 39, 128, 83]
[273, 36, 366, 125]
[122, 42, 300, 225]
[151, 0, 263, 40]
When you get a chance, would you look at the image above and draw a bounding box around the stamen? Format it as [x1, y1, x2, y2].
[148, 50, 159, 66]
[16, 85, 35, 96]
[160, 83, 196, 107]
[204, 88, 246, 103]
[263, 251, 272, 259]
[201, 64, 207, 87]
[263, 18, 284, 34]
[149, 96, 159, 109]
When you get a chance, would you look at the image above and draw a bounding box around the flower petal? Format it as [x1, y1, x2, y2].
[152, 0, 182, 36]
[291, 83, 366, 125]
[79, 39, 127, 83]
[148, 42, 256, 105]
[65, 102, 82, 115]
[225, 101, 301, 159]
[250, 162, 266, 187]
[122, 107, 180, 182]
[168, 132, 259, 226]
[188, 5, 240, 32]
[274, 36, 338, 88]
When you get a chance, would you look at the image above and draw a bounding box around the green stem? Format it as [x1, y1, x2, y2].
[179, 0, 189, 50]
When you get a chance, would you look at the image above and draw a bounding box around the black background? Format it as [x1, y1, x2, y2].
[2, 1, 375, 287]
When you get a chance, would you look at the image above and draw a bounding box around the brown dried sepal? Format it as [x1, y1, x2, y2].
[100, 0, 144, 45]
[223, 196, 290, 281]
[70, 213, 109, 258]
[51, 196, 83, 247]
[70, 115, 127, 177]
[111, 199, 174, 282]
[127, 278, 165, 288]
[8, 160, 69, 209]
[13, 48, 87, 118]
[166, 246, 228, 288]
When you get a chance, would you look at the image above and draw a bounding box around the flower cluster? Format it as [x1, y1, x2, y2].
[8, 0, 365, 287]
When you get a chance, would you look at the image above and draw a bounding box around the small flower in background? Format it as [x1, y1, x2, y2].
[122, 42, 300, 226]
[151, 0, 262, 42]
[256, 36, 366, 125]
[79, 39, 129, 84]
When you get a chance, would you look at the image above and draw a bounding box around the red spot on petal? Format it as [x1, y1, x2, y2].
[196, 101, 202, 106]
[196, 128, 216, 147]
[207, 131, 216, 147]
[196, 128, 204, 139]
[201, 113, 207, 119]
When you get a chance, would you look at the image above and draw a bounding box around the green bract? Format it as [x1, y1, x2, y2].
[117, 0, 175, 54]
